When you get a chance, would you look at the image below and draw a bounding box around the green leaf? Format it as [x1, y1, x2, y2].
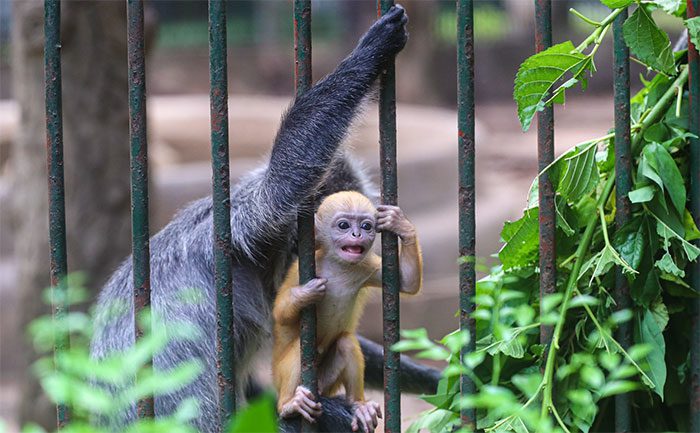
[580, 365, 605, 388]
[649, 196, 685, 236]
[632, 269, 661, 307]
[599, 352, 621, 371]
[686, 17, 700, 50]
[643, 123, 670, 144]
[580, 244, 637, 284]
[652, 0, 682, 14]
[514, 41, 588, 131]
[650, 300, 669, 331]
[683, 209, 700, 241]
[228, 394, 278, 433]
[613, 220, 646, 271]
[555, 143, 600, 201]
[569, 295, 599, 308]
[640, 143, 686, 216]
[417, 346, 451, 361]
[599, 380, 640, 397]
[499, 336, 526, 359]
[556, 199, 576, 236]
[623, 6, 676, 75]
[20, 424, 47, 433]
[655, 252, 685, 277]
[629, 185, 656, 204]
[406, 409, 459, 433]
[601, 0, 633, 8]
[572, 194, 597, 228]
[541, 293, 564, 313]
[653, 213, 700, 261]
[499, 209, 540, 269]
[635, 310, 667, 400]
[511, 373, 542, 398]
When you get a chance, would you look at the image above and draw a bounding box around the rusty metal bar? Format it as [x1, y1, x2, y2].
[377, 1, 401, 432]
[688, 0, 700, 430]
[612, 6, 632, 432]
[535, 0, 556, 347]
[208, 0, 236, 424]
[293, 1, 317, 432]
[126, 0, 154, 419]
[457, 0, 476, 429]
[44, 0, 69, 427]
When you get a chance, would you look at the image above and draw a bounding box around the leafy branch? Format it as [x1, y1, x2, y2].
[539, 64, 689, 423]
[402, 1, 697, 432]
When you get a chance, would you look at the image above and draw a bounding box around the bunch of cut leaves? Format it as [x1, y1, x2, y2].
[395, 1, 700, 432]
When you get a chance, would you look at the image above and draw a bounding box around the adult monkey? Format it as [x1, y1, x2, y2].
[91, 5, 439, 433]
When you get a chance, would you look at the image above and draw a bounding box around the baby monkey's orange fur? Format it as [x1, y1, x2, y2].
[272, 191, 423, 432]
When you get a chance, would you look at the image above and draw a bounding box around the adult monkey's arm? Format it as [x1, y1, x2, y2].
[230, 6, 409, 255]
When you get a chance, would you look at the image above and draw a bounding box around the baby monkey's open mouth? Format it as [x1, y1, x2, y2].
[342, 245, 365, 255]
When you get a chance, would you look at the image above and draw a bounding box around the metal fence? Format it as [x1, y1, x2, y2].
[43, 0, 699, 432]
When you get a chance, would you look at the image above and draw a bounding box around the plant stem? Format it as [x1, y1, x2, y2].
[539, 66, 689, 420]
[575, 8, 624, 53]
[486, 382, 545, 432]
[576, 289, 654, 386]
[551, 404, 572, 433]
[570, 8, 602, 27]
[491, 352, 501, 386]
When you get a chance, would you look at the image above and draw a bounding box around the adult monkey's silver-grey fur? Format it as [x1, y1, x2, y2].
[91, 6, 440, 433]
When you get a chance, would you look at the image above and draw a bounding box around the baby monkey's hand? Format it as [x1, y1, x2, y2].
[292, 278, 327, 308]
[376, 205, 416, 244]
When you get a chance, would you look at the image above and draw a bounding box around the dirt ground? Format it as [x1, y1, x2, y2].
[0, 94, 614, 431]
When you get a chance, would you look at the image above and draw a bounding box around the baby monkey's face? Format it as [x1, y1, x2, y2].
[329, 211, 376, 263]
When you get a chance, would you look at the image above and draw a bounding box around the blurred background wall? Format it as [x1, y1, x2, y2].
[0, 0, 687, 431]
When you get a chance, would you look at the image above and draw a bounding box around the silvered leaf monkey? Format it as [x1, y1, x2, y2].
[90, 5, 440, 433]
[272, 192, 422, 432]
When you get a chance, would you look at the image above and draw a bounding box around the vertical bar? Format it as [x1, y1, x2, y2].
[44, 0, 69, 427]
[377, 2, 401, 432]
[294, 2, 317, 432]
[612, 7, 632, 433]
[127, 0, 154, 419]
[688, 0, 700, 430]
[535, 0, 556, 346]
[457, 0, 476, 429]
[208, 0, 236, 426]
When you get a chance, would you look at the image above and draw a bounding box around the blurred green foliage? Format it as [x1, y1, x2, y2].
[435, 7, 509, 44]
[8, 273, 278, 433]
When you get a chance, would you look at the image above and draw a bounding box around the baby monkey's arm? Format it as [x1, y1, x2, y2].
[371, 205, 423, 294]
[273, 277, 328, 326]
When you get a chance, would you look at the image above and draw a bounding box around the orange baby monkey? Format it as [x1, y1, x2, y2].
[272, 191, 423, 432]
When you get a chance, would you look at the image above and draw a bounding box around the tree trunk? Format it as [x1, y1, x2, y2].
[11, 1, 133, 428]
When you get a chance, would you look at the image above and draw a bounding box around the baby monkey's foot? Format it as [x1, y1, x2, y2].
[280, 386, 323, 423]
[351, 400, 382, 433]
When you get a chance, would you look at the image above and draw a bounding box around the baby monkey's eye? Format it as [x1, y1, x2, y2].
[338, 221, 350, 230]
[361, 222, 373, 231]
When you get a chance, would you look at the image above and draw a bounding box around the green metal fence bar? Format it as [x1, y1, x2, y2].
[535, 0, 556, 347]
[208, 0, 236, 425]
[293, 2, 317, 432]
[126, 0, 154, 419]
[44, 0, 69, 427]
[688, 0, 700, 430]
[612, 7, 632, 432]
[457, 0, 476, 428]
[377, 2, 401, 432]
